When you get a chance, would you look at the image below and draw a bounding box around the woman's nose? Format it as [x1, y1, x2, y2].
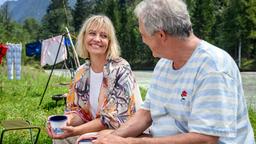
[93, 34, 101, 41]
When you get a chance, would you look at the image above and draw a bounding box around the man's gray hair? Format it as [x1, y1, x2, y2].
[134, 0, 192, 38]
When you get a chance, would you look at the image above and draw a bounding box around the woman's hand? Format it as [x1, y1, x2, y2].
[65, 112, 84, 126]
[46, 121, 54, 138]
[46, 122, 76, 139]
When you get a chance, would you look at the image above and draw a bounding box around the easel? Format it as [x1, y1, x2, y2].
[38, 28, 80, 106]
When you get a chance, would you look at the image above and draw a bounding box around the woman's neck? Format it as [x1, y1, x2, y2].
[90, 55, 107, 73]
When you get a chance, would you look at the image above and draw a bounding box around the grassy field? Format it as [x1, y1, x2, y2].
[0, 65, 255, 143]
[0, 66, 69, 143]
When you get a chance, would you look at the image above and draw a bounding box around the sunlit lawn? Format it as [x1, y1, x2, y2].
[0, 65, 69, 143]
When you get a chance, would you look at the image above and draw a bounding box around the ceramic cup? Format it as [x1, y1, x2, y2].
[49, 115, 67, 135]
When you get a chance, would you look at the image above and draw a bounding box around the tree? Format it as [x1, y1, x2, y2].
[93, 0, 157, 69]
[209, 0, 228, 46]
[186, 0, 195, 12]
[41, 0, 73, 39]
[191, 0, 216, 42]
[243, 0, 256, 59]
[23, 18, 41, 40]
[0, 3, 12, 42]
[215, 0, 256, 69]
[72, 0, 95, 32]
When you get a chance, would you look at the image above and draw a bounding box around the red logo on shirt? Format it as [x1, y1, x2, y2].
[181, 90, 187, 101]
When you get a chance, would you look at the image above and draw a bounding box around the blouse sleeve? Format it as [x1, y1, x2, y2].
[99, 64, 137, 129]
[65, 66, 85, 112]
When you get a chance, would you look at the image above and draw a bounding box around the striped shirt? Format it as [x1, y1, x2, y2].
[141, 40, 255, 143]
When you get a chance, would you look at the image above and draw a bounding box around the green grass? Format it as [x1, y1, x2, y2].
[139, 87, 147, 100]
[0, 65, 69, 143]
[249, 108, 256, 139]
[0, 65, 255, 143]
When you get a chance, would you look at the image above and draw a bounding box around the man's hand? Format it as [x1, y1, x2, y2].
[93, 134, 129, 144]
[76, 130, 115, 144]
[76, 132, 98, 144]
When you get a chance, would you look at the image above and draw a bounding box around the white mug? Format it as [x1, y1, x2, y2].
[49, 115, 67, 135]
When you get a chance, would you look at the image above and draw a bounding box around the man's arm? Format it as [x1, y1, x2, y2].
[94, 109, 218, 144]
[94, 131, 218, 144]
[112, 109, 152, 137]
[127, 132, 219, 144]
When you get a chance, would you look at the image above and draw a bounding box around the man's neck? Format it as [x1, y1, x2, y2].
[166, 34, 201, 70]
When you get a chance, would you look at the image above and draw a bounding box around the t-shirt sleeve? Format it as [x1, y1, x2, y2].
[188, 72, 237, 138]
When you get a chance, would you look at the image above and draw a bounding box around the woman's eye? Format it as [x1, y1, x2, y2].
[100, 34, 108, 39]
[89, 32, 96, 36]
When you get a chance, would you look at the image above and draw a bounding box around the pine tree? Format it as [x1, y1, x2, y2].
[191, 0, 216, 42]
[209, 0, 228, 46]
[243, 0, 256, 60]
[41, 0, 73, 39]
[93, 0, 158, 69]
[73, 0, 95, 32]
[23, 18, 41, 40]
[219, 0, 256, 69]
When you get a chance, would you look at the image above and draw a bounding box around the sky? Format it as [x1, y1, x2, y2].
[0, 0, 17, 6]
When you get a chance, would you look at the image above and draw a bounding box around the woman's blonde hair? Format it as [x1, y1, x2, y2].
[76, 15, 120, 59]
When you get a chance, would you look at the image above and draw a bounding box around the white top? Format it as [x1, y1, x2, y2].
[89, 68, 103, 118]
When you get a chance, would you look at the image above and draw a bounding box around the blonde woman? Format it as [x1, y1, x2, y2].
[47, 15, 142, 144]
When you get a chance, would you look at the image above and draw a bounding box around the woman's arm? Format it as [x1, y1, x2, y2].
[71, 118, 106, 136]
[100, 65, 139, 129]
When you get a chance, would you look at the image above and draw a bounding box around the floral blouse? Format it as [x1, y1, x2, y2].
[66, 57, 139, 129]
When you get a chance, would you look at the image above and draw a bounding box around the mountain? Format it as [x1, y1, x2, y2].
[1, 0, 76, 23]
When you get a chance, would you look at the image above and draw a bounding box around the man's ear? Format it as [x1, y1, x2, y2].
[159, 30, 167, 41]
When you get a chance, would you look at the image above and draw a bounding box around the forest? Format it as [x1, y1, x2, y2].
[0, 0, 255, 70]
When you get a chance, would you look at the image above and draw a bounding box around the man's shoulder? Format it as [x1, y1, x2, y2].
[198, 40, 231, 60]
[196, 41, 237, 70]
